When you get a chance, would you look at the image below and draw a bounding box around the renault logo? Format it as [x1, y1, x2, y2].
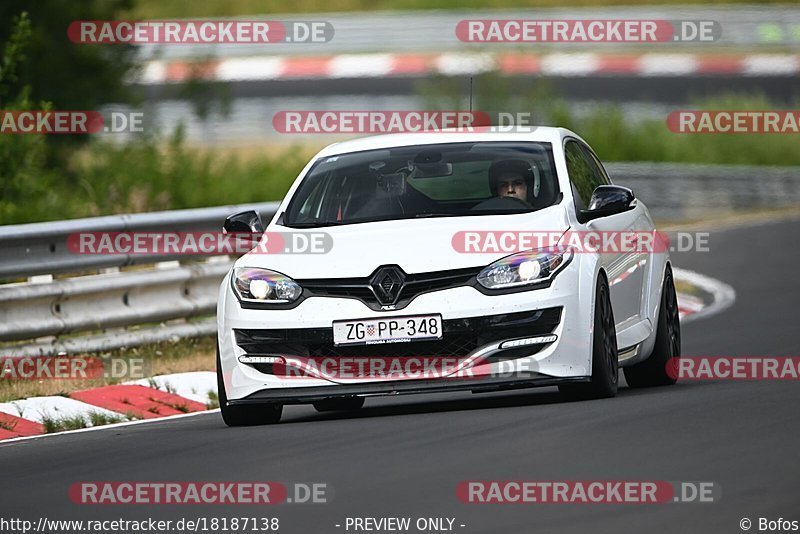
[370, 266, 405, 305]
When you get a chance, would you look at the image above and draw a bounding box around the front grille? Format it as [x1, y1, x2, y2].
[235, 307, 562, 365]
[298, 266, 482, 311]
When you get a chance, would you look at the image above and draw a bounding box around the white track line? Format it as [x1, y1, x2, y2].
[673, 267, 736, 323]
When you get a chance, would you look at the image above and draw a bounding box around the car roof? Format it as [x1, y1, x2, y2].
[315, 126, 576, 157]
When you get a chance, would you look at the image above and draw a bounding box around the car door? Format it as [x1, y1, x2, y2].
[581, 144, 653, 326]
[564, 139, 645, 330]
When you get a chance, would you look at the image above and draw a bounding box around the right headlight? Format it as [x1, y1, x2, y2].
[231, 267, 302, 304]
[477, 247, 574, 290]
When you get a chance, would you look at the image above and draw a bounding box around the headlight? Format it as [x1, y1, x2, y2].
[232, 267, 302, 303]
[477, 247, 574, 290]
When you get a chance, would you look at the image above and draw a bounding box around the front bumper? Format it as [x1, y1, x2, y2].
[229, 375, 591, 405]
[218, 258, 596, 402]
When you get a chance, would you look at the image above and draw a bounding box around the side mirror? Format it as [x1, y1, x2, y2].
[223, 210, 264, 234]
[580, 185, 635, 222]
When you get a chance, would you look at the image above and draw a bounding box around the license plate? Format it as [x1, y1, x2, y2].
[332, 314, 443, 346]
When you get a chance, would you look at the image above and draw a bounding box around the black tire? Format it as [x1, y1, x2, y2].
[217, 345, 282, 426]
[624, 266, 681, 388]
[559, 274, 619, 399]
[313, 396, 365, 412]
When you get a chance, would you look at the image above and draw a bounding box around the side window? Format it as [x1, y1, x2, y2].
[295, 172, 337, 221]
[581, 144, 612, 186]
[296, 179, 324, 220]
[564, 140, 601, 210]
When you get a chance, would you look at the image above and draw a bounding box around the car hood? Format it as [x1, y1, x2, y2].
[236, 205, 570, 278]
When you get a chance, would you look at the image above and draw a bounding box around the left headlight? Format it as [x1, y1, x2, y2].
[477, 247, 574, 290]
[232, 267, 302, 303]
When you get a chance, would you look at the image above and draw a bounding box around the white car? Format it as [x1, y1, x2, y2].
[216, 127, 680, 426]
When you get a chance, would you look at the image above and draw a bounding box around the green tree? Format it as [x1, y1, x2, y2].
[0, 0, 138, 111]
[0, 12, 64, 223]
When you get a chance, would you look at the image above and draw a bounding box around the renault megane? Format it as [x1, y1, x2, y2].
[216, 127, 681, 425]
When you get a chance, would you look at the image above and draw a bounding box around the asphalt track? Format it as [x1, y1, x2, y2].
[2, 217, 799, 534]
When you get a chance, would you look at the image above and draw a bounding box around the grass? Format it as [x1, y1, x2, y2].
[674, 279, 700, 296]
[553, 100, 800, 167]
[89, 411, 136, 426]
[0, 128, 313, 225]
[0, 417, 18, 432]
[206, 390, 220, 410]
[41, 414, 89, 433]
[0, 337, 216, 403]
[419, 75, 800, 166]
[40, 412, 137, 433]
[2, 86, 799, 226]
[128, 0, 793, 18]
[163, 401, 192, 413]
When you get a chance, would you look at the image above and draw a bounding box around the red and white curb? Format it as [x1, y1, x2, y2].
[0, 270, 733, 442]
[138, 52, 800, 84]
[0, 372, 216, 441]
[677, 293, 705, 319]
[673, 267, 735, 323]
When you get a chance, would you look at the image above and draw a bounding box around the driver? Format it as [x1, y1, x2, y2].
[488, 159, 534, 204]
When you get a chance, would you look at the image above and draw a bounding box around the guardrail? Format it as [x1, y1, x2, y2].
[607, 163, 800, 221]
[0, 202, 279, 280]
[0, 202, 278, 357]
[0, 261, 229, 342]
[1, 163, 798, 356]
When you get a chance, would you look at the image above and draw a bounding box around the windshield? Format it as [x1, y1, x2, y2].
[283, 142, 560, 227]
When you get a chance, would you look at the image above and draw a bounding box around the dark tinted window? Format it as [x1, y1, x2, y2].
[565, 139, 605, 210]
[565, 140, 594, 209]
[581, 144, 612, 186]
[284, 142, 560, 227]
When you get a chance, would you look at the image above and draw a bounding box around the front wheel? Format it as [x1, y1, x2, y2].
[623, 266, 681, 388]
[559, 274, 619, 399]
[217, 345, 282, 426]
